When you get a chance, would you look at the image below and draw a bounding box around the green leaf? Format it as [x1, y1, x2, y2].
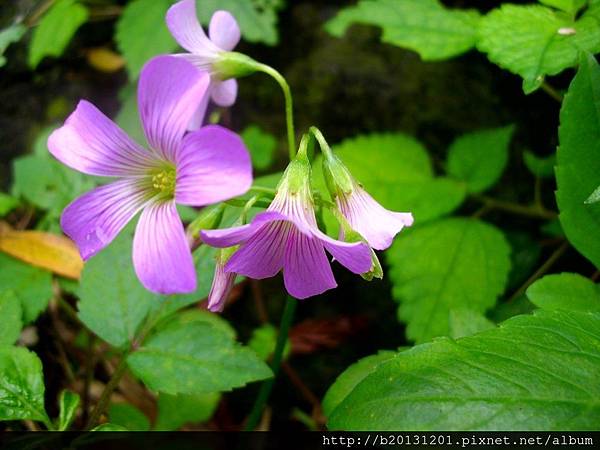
[248, 324, 291, 361]
[0, 24, 26, 67]
[325, 0, 480, 60]
[386, 218, 511, 343]
[447, 126, 515, 193]
[77, 231, 159, 348]
[556, 53, 600, 268]
[154, 392, 220, 430]
[328, 309, 600, 430]
[448, 308, 495, 339]
[477, 4, 600, 93]
[57, 390, 80, 431]
[28, 0, 89, 68]
[523, 150, 556, 178]
[91, 423, 128, 431]
[108, 403, 150, 431]
[314, 133, 466, 224]
[0, 347, 48, 422]
[539, 0, 587, 14]
[0, 253, 53, 323]
[527, 273, 600, 311]
[323, 350, 396, 418]
[0, 291, 23, 345]
[127, 321, 272, 395]
[115, 0, 177, 78]
[0, 193, 19, 217]
[242, 125, 277, 170]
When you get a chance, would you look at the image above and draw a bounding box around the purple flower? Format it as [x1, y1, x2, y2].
[201, 155, 373, 299]
[166, 0, 240, 129]
[48, 56, 252, 294]
[206, 250, 237, 312]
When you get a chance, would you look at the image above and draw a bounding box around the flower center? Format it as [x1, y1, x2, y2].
[151, 167, 176, 197]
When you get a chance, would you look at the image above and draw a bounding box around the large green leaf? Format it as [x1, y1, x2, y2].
[328, 309, 600, 430]
[556, 54, 600, 268]
[314, 133, 466, 224]
[0, 291, 22, 345]
[0, 347, 48, 423]
[477, 4, 600, 93]
[539, 0, 587, 14]
[28, 0, 89, 68]
[446, 126, 515, 193]
[527, 273, 600, 311]
[387, 218, 511, 343]
[115, 0, 177, 78]
[0, 253, 52, 323]
[154, 392, 220, 430]
[325, 0, 480, 60]
[127, 321, 272, 395]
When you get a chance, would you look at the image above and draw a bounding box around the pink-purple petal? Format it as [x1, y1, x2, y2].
[187, 93, 210, 131]
[313, 229, 373, 274]
[208, 10, 241, 51]
[175, 125, 252, 206]
[207, 261, 236, 312]
[61, 179, 148, 260]
[211, 79, 238, 107]
[133, 201, 196, 294]
[138, 56, 210, 161]
[166, 0, 219, 55]
[48, 100, 155, 177]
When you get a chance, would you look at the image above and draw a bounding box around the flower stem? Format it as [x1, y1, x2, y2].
[309, 126, 334, 159]
[249, 185, 277, 195]
[540, 81, 563, 103]
[256, 64, 296, 160]
[85, 355, 128, 430]
[472, 194, 557, 220]
[244, 295, 297, 430]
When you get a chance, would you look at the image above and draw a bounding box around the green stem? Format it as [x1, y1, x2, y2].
[540, 81, 563, 103]
[225, 199, 272, 209]
[309, 126, 334, 159]
[256, 64, 296, 160]
[473, 194, 557, 220]
[85, 355, 128, 430]
[244, 296, 297, 430]
[249, 185, 277, 195]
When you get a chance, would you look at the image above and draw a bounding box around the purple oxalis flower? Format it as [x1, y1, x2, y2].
[201, 153, 373, 299]
[167, 0, 241, 129]
[48, 56, 252, 294]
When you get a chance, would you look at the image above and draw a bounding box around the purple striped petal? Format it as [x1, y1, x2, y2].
[61, 179, 148, 260]
[208, 10, 240, 51]
[175, 125, 252, 206]
[313, 229, 372, 275]
[207, 259, 236, 312]
[187, 92, 210, 131]
[48, 100, 155, 177]
[283, 230, 336, 299]
[166, 0, 219, 55]
[133, 201, 196, 294]
[200, 211, 288, 247]
[138, 56, 210, 161]
[211, 79, 238, 107]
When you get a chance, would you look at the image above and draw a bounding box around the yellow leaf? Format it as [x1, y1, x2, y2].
[86, 47, 125, 73]
[0, 225, 83, 279]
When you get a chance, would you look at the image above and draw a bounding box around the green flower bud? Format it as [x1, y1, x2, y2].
[213, 51, 261, 80]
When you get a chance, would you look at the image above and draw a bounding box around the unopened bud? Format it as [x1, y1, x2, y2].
[213, 51, 260, 80]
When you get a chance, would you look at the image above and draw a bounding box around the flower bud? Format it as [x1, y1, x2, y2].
[212, 51, 261, 81]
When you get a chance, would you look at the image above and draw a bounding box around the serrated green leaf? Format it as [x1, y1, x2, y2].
[0, 291, 22, 345]
[154, 392, 220, 430]
[115, 0, 177, 78]
[127, 322, 272, 395]
[0, 253, 52, 323]
[325, 0, 480, 60]
[155, 309, 236, 339]
[448, 308, 495, 339]
[539, 0, 587, 14]
[387, 218, 511, 343]
[0, 193, 19, 217]
[556, 53, 600, 268]
[28, 0, 89, 68]
[477, 4, 600, 93]
[447, 126, 514, 193]
[524, 150, 556, 178]
[77, 231, 159, 348]
[527, 273, 600, 311]
[242, 125, 277, 170]
[328, 309, 600, 430]
[57, 390, 80, 431]
[0, 347, 48, 422]
[0, 24, 26, 67]
[248, 324, 291, 361]
[313, 133, 466, 224]
[323, 350, 396, 418]
[108, 403, 150, 431]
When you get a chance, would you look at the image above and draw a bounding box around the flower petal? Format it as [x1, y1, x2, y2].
[208, 10, 240, 51]
[61, 179, 148, 260]
[200, 211, 288, 247]
[138, 56, 210, 161]
[176, 125, 252, 206]
[187, 92, 210, 131]
[313, 229, 373, 274]
[211, 79, 238, 107]
[283, 230, 336, 299]
[48, 100, 155, 177]
[133, 201, 196, 294]
[166, 0, 219, 55]
[207, 260, 236, 312]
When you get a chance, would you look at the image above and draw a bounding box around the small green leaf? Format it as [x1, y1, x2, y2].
[91, 423, 128, 431]
[127, 322, 272, 395]
[328, 309, 600, 430]
[323, 351, 396, 418]
[154, 392, 220, 430]
[448, 308, 495, 339]
[0, 193, 19, 217]
[0, 291, 23, 345]
[539, 0, 587, 14]
[57, 390, 80, 431]
[28, 0, 89, 68]
[0, 24, 26, 67]
[477, 4, 600, 93]
[108, 403, 150, 431]
[242, 125, 277, 170]
[523, 150, 556, 178]
[556, 53, 600, 268]
[326, 0, 480, 60]
[387, 218, 511, 343]
[447, 126, 515, 193]
[248, 324, 291, 361]
[0, 347, 48, 422]
[527, 273, 600, 311]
